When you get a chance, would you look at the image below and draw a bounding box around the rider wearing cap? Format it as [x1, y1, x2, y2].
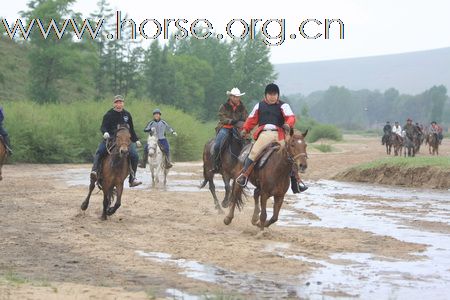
[90, 95, 142, 187]
[212, 87, 248, 172]
[430, 121, 444, 144]
[236, 83, 308, 193]
[403, 118, 418, 138]
[141, 109, 177, 168]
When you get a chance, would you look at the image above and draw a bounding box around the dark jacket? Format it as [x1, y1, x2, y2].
[100, 108, 139, 142]
[217, 100, 248, 129]
[383, 124, 392, 134]
[0, 106, 4, 124]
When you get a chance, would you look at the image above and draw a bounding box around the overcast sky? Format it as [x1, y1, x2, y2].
[2, 0, 449, 64]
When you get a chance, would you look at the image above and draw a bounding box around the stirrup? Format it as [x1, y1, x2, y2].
[236, 174, 248, 187]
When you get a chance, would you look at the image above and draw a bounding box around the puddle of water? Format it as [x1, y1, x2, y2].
[165, 288, 199, 300]
[276, 180, 450, 299]
[136, 250, 302, 298]
[59, 168, 225, 192]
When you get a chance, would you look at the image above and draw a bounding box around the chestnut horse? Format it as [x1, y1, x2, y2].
[0, 136, 6, 181]
[81, 124, 132, 220]
[426, 133, 439, 155]
[224, 129, 308, 230]
[200, 126, 249, 213]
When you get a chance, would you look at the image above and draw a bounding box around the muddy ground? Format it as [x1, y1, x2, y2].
[0, 135, 449, 299]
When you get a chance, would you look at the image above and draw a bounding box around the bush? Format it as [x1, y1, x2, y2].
[313, 144, 334, 152]
[3, 100, 215, 163]
[307, 124, 342, 143]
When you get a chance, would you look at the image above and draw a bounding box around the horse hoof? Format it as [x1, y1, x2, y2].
[221, 200, 229, 208]
[80, 202, 88, 211]
[101, 215, 107, 221]
[107, 208, 115, 216]
[224, 216, 232, 225]
[217, 208, 224, 215]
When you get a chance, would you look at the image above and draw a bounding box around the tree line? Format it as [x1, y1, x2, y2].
[286, 85, 449, 130]
[0, 0, 275, 121]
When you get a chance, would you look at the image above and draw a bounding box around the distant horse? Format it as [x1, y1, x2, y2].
[224, 129, 308, 230]
[201, 126, 249, 213]
[81, 124, 132, 220]
[0, 136, 7, 181]
[392, 134, 403, 156]
[426, 133, 439, 155]
[403, 133, 416, 157]
[147, 130, 168, 187]
[384, 132, 395, 155]
[415, 132, 424, 153]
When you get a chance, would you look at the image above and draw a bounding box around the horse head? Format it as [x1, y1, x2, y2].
[285, 129, 308, 173]
[147, 134, 158, 157]
[115, 124, 131, 157]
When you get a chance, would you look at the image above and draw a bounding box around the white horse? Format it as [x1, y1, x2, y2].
[147, 131, 168, 187]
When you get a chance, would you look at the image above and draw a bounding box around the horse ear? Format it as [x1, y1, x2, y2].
[126, 124, 130, 129]
[303, 129, 309, 138]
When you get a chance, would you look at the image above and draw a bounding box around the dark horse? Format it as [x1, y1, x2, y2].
[426, 133, 439, 155]
[403, 133, 416, 157]
[224, 129, 308, 230]
[201, 126, 249, 213]
[384, 132, 395, 155]
[81, 124, 132, 220]
[0, 136, 6, 181]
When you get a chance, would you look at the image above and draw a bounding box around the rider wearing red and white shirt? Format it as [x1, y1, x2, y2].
[236, 83, 307, 193]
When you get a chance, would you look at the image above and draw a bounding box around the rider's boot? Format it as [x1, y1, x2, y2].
[129, 159, 142, 187]
[236, 158, 253, 187]
[90, 154, 100, 181]
[165, 153, 173, 169]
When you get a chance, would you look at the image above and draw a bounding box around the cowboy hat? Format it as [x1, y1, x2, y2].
[226, 87, 245, 97]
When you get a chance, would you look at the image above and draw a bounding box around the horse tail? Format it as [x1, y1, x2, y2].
[229, 180, 246, 210]
[199, 177, 208, 189]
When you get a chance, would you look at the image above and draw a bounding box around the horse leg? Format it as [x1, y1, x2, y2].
[221, 174, 231, 208]
[164, 168, 168, 187]
[258, 193, 269, 230]
[224, 182, 241, 225]
[81, 178, 96, 211]
[107, 184, 123, 216]
[251, 188, 261, 226]
[209, 179, 223, 213]
[150, 166, 155, 187]
[265, 195, 284, 228]
[101, 190, 110, 220]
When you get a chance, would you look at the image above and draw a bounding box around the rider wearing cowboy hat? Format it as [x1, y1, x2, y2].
[90, 95, 142, 187]
[403, 118, 419, 138]
[141, 108, 177, 168]
[236, 83, 308, 193]
[211, 87, 248, 172]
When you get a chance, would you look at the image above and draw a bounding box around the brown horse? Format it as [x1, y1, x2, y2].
[200, 126, 249, 213]
[0, 136, 7, 181]
[392, 134, 403, 156]
[224, 129, 308, 230]
[426, 133, 439, 155]
[81, 124, 132, 220]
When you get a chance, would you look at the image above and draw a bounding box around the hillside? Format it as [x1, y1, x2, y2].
[0, 39, 29, 100]
[275, 47, 450, 96]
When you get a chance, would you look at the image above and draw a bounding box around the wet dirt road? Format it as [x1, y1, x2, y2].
[0, 136, 449, 299]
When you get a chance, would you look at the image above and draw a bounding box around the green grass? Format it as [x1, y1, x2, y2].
[313, 144, 334, 152]
[354, 156, 450, 171]
[2, 99, 215, 163]
[1, 272, 28, 285]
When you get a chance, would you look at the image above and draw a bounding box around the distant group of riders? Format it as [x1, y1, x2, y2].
[381, 118, 444, 156]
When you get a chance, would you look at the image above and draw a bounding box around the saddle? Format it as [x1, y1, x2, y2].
[239, 142, 281, 169]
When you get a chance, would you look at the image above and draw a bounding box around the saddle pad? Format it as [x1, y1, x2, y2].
[257, 143, 281, 169]
[238, 143, 253, 163]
